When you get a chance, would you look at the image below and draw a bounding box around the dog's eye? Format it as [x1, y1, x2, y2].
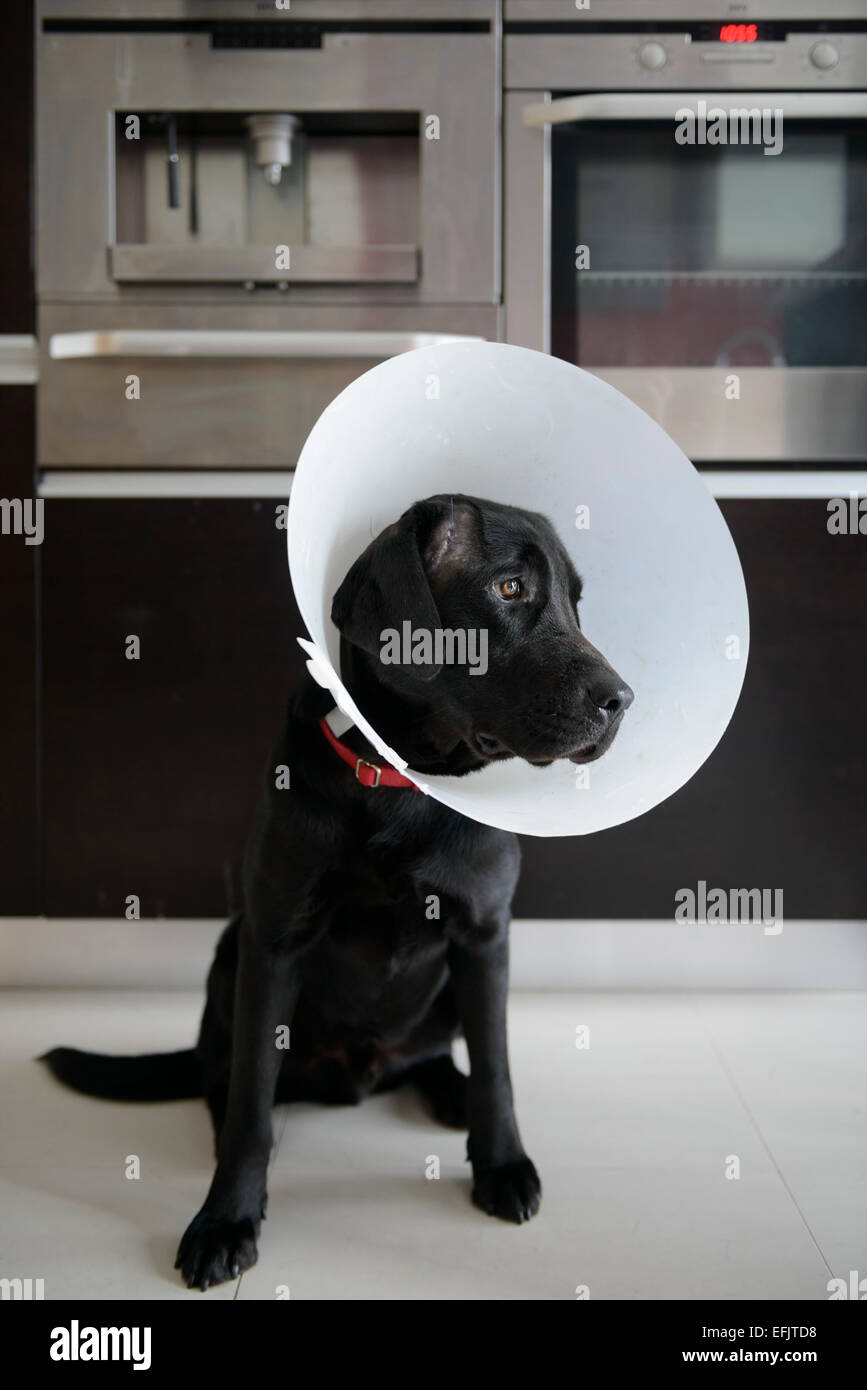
[494, 578, 522, 600]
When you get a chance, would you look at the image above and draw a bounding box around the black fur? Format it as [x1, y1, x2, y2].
[41, 494, 632, 1290]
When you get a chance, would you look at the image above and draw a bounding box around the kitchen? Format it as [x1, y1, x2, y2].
[0, 0, 865, 1321]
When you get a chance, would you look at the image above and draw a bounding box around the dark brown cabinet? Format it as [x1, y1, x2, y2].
[0, 2, 37, 913]
[514, 499, 867, 920]
[41, 499, 305, 916]
[0, 390, 38, 914]
[37, 495, 867, 922]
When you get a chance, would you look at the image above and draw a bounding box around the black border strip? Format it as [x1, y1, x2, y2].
[43, 19, 490, 36]
[506, 20, 867, 36]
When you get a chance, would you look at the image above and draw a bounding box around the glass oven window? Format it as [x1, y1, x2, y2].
[551, 119, 867, 368]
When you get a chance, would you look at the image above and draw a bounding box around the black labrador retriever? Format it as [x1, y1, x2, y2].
[42, 494, 633, 1290]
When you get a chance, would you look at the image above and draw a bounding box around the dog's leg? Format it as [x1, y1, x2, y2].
[408, 1054, 468, 1129]
[195, 999, 230, 1154]
[447, 927, 541, 1224]
[176, 934, 300, 1290]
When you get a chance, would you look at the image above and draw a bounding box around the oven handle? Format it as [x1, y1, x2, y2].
[523, 92, 867, 127]
[48, 330, 484, 360]
[38, 469, 867, 501]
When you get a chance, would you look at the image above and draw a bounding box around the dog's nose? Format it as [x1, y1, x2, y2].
[588, 672, 634, 716]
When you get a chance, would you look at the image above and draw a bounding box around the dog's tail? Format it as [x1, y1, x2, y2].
[38, 1046, 203, 1101]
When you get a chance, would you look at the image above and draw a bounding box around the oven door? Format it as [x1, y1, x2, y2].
[505, 91, 867, 462]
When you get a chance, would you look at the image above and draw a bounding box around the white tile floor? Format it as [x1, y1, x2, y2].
[0, 990, 864, 1300]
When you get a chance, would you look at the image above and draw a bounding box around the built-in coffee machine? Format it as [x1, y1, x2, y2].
[35, 1, 499, 467]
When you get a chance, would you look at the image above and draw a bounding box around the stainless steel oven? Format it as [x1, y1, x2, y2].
[504, 0, 867, 463]
[35, 0, 500, 468]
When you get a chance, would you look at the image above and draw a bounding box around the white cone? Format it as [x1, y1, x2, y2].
[288, 341, 748, 836]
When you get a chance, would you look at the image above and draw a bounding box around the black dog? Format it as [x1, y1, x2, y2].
[42, 495, 633, 1290]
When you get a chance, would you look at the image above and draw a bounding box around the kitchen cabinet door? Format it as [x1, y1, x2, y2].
[42, 499, 304, 917]
[515, 499, 867, 920]
[0, 389, 38, 914]
[0, 2, 36, 912]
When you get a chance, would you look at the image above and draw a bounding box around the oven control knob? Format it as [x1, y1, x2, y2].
[809, 41, 839, 70]
[638, 41, 668, 70]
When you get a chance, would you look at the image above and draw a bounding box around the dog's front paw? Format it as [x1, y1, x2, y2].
[471, 1156, 541, 1225]
[175, 1209, 259, 1291]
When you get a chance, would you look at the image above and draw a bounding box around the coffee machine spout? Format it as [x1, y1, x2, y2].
[245, 114, 301, 186]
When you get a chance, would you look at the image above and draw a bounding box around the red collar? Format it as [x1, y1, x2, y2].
[319, 716, 419, 790]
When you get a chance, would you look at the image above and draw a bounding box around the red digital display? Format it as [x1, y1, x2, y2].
[719, 23, 759, 43]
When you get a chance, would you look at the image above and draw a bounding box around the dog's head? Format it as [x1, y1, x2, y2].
[331, 495, 633, 769]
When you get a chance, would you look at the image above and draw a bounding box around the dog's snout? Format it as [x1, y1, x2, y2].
[588, 671, 634, 717]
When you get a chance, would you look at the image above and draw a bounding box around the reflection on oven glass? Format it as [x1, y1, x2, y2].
[551, 122, 867, 368]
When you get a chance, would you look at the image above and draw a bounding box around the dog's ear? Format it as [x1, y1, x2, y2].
[331, 500, 451, 681]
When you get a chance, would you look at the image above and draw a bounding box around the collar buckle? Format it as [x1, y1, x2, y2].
[355, 757, 382, 788]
